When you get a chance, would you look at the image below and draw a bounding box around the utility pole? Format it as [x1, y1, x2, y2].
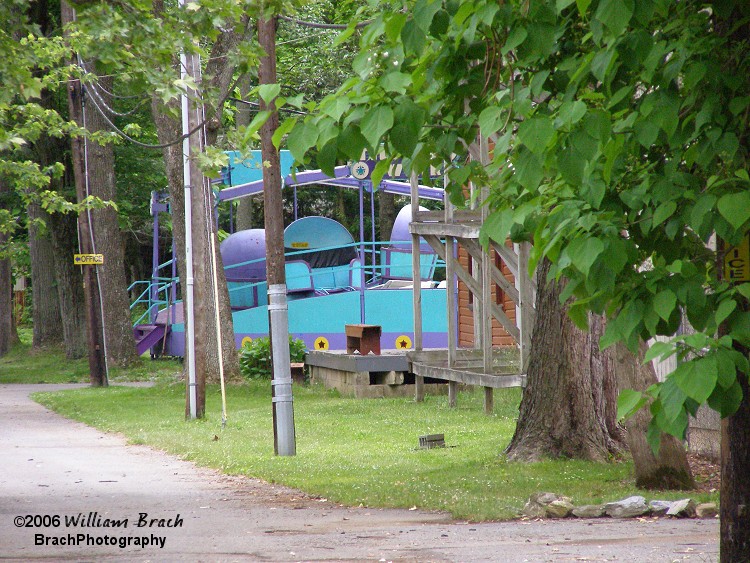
[258, 13, 296, 456]
[63, 1, 106, 388]
[179, 0, 202, 419]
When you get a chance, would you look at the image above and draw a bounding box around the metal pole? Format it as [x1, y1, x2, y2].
[259, 14, 296, 456]
[151, 192, 159, 324]
[179, 0, 197, 419]
[370, 183, 376, 268]
[410, 173, 424, 401]
[359, 182, 366, 323]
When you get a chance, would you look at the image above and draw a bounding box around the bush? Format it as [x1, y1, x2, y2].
[239, 336, 307, 380]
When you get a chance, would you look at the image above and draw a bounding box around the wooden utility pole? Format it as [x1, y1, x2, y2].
[258, 13, 296, 456]
[62, 1, 106, 387]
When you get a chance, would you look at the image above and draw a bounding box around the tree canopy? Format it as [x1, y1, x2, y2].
[286, 0, 750, 449]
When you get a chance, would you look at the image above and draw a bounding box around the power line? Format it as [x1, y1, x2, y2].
[278, 14, 371, 30]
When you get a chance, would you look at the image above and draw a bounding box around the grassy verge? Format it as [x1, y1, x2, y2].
[0, 328, 182, 384]
[33, 380, 718, 521]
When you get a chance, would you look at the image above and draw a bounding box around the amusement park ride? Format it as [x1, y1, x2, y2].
[132, 142, 535, 412]
[131, 150, 449, 357]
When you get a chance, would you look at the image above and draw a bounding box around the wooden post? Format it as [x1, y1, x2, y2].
[62, 9, 107, 388]
[518, 241, 533, 376]
[479, 137, 493, 414]
[259, 14, 296, 455]
[445, 174, 458, 407]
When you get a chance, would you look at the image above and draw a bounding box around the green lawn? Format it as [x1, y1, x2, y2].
[0, 328, 182, 384]
[32, 380, 719, 521]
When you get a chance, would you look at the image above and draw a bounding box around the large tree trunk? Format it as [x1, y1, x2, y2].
[0, 177, 17, 356]
[27, 203, 63, 348]
[505, 258, 625, 461]
[613, 342, 694, 489]
[721, 359, 750, 562]
[82, 74, 139, 367]
[150, 0, 240, 405]
[48, 211, 87, 359]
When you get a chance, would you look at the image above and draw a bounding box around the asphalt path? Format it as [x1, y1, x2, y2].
[0, 384, 718, 562]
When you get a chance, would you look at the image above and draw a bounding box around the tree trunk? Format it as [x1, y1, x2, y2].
[505, 258, 625, 461]
[150, 1, 240, 404]
[82, 74, 139, 367]
[378, 191, 397, 243]
[613, 342, 695, 489]
[721, 360, 750, 562]
[27, 203, 63, 348]
[48, 211, 87, 359]
[234, 74, 254, 231]
[0, 177, 16, 356]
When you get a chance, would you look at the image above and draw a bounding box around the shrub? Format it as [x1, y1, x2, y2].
[239, 336, 307, 380]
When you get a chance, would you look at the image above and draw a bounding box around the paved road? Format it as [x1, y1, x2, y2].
[0, 384, 718, 562]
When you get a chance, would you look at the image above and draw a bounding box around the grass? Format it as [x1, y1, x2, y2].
[32, 379, 719, 521]
[0, 327, 183, 384]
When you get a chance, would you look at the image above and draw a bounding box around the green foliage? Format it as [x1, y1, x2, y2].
[287, 0, 750, 452]
[33, 383, 717, 520]
[238, 335, 307, 380]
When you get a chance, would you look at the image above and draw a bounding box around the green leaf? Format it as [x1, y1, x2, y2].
[502, 26, 528, 55]
[360, 106, 394, 151]
[737, 283, 750, 300]
[644, 340, 674, 363]
[518, 118, 555, 154]
[652, 201, 677, 227]
[716, 350, 737, 389]
[652, 290, 677, 322]
[391, 99, 424, 157]
[338, 125, 368, 161]
[717, 192, 750, 231]
[258, 84, 280, 104]
[595, 0, 634, 37]
[401, 19, 426, 55]
[479, 208, 513, 247]
[286, 121, 318, 163]
[707, 380, 743, 418]
[380, 72, 411, 94]
[272, 117, 297, 150]
[413, 0, 442, 31]
[672, 359, 717, 404]
[617, 389, 646, 421]
[658, 376, 687, 424]
[566, 237, 604, 276]
[478, 106, 505, 138]
[242, 110, 271, 144]
[316, 138, 338, 178]
[576, 0, 592, 15]
[556, 0, 575, 13]
[716, 299, 737, 326]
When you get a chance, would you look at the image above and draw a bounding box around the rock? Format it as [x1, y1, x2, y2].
[604, 496, 649, 518]
[571, 504, 606, 518]
[666, 499, 697, 518]
[695, 503, 718, 519]
[648, 500, 674, 516]
[546, 499, 574, 518]
[522, 493, 571, 518]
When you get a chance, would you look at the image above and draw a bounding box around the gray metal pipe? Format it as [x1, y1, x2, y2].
[268, 284, 296, 456]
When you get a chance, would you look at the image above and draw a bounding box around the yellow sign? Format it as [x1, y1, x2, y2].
[74, 254, 104, 265]
[395, 335, 412, 350]
[314, 336, 329, 351]
[290, 242, 309, 249]
[241, 336, 253, 347]
[724, 233, 750, 283]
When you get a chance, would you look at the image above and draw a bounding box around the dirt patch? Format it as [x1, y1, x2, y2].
[688, 452, 721, 494]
